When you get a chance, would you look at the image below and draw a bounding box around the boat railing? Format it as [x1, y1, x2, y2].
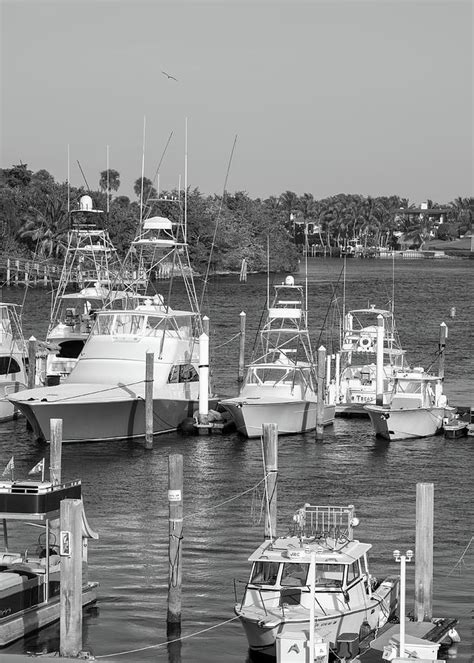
[292, 504, 356, 541]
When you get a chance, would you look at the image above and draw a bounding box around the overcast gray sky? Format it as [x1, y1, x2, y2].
[1, 0, 472, 204]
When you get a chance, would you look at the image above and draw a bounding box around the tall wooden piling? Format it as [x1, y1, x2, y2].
[50, 418, 63, 484]
[316, 346, 326, 440]
[59, 498, 83, 657]
[27, 336, 37, 389]
[238, 311, 246, 384]
[414, 482, 434, 622]
[6, 258, 10, 286]
[438, 323, 447, 379]
[167, 454, 183, 633]
[145, 351, 154, 449]
[263, 423, 278, 539]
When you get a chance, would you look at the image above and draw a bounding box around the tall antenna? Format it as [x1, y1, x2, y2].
[391, 250, 395, 314]
[106, 145, 110, 214]
[266, 234, 270, 310]
[304, 224, 308, 315]
[139, 116, 146, 223]
[67, 144, 70, 213]
[77, 160, 90, 191]
[184, 117, 188, 244]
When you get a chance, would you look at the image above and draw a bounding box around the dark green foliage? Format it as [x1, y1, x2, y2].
[0, 163, 471, 271]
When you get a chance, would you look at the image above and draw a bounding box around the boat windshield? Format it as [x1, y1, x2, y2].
[315, 563, 344, 588]
[281, 562, 309, 586]
[250, 561, 280, 585]
[91, 313, 194, 338]
[248, 367, 306, 386]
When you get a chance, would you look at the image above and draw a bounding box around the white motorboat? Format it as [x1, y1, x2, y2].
[336, 306, 408, 416]
[9, 208, 216, 443]
[365, 368, 452, 441]
[0, 303, 28, 422]
[0, 476, 97, 646]
[220, 276, 335, 438]
[45, 195, 128, 385]
[235, 503, 399, 655]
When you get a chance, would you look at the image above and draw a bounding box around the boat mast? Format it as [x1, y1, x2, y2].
[139, 116, 146, 224]
[184, 117, 188, 244]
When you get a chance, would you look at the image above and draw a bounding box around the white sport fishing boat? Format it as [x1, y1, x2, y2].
[220, 276, 335, 437]
[45, 195, 127, 385]
[365, 368, 452, 441]
[235, 503, 399, 655]
[0, 475, 97, 646]
[9, 206, 215, 443]
[336, 306, 408, 416]
[0, 304, 28, 422]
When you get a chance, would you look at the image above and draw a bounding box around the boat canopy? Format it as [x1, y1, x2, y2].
[143, 216, 174, 230]
[91, 309, 196, 339]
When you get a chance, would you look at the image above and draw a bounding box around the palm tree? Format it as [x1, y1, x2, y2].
[99, 169, 121, 194]
[279, 190, 299, 240]
[17, 198, 69, 258]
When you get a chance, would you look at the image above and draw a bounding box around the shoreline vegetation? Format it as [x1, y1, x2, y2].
[1, 164, 472, 275]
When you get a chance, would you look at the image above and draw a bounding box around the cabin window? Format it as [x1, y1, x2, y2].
[346, 560, 361, 583]
[0, 357, 21, 375]
[92, 315, 114, 335]
[281, 562, 309, 587]
[250, 561, 280, 585]
[315, 563, 343, 588]
[113, 314, 145, 335]
[168, 364, 199, 384]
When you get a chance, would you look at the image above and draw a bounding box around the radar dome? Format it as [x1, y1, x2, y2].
[79, 195, 93, 211]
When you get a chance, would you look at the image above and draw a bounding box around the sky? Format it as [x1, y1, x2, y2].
[1, 0, 473, 204]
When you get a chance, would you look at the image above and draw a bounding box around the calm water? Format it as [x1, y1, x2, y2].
[0, 258, 473, 662]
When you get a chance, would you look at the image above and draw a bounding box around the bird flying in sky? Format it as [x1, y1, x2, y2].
[162, 70, 178, 81]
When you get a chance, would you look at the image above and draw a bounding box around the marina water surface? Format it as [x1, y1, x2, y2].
[1, 258, 472, 661]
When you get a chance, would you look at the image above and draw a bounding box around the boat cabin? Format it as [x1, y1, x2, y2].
[240, 505, 375, 615]
[243, 363, 315, 399]
[390, 370, 445, 409]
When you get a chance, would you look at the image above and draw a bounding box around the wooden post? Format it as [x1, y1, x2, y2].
[59, 498, 83, 657]
[24, 261, 29, 286]
[316, 346, 326, 440]
[438, 322, 447, 379]
[15, 259, 19, 285]
[6, 258, 10, 286]
[263, 423, 278, 539]
[334, 351, 341, 404]
[376, 314, 384, 405]
[43, 265, 48, 287]
[198, 333, 209, 425]
[238, 311, 246, 384]
[50, 419, 62, 484]
[145, 351, 154, 449]
[414, 482, 434, 622]
[167, 454, 183, 633]
[27, 336, 37, 389]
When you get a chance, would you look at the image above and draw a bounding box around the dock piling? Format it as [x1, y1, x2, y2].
[145, 351, 154, 449]
[59, 498, 83, 657]
[198, 333, 209, 426]
[167, 454, 183, 634]
[316, 346, 326, 440]
[263, 423, 278, 539]
[50, 419, 62, 485]
[27, 336, 37, 389]
[238, 311, 246, 384]
[414, 482, 434, 622]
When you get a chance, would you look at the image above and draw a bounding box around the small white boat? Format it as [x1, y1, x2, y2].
[365, 369, 452, 441]
[336, 306, 408, 416]
[0, 303, 28, 422]
[220, 276, 335, 437]
[235, 503, 399, 655]
[0, 478, 97, 646]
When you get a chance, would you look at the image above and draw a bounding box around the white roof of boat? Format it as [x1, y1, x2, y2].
[349, 308, 392, 316]
[248, 536, 371, 564]
[96, 307, 196, 318]
[143, 216, 174, 229]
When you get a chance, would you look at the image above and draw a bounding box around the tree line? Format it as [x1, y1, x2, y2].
[1, 163, 472, 273]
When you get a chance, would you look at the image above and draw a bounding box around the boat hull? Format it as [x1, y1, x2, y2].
[10, 386, 210, 443]
[0, 382, 26, 423]
[220, 399, 335, 438]
[365, 404, 446, 441]
[0, 582, 97, 647]
[236, 577, 398, 651]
